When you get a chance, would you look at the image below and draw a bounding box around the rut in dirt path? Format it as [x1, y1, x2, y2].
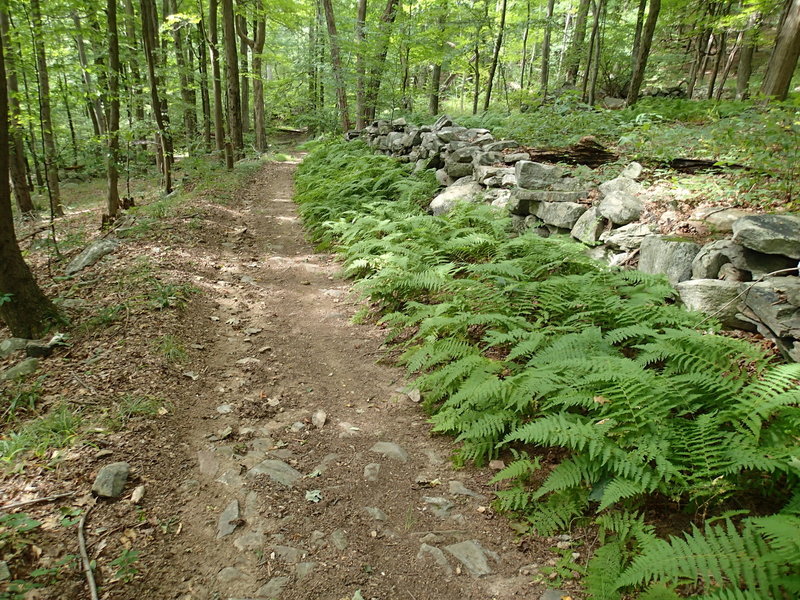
[142, 159, 559, 600]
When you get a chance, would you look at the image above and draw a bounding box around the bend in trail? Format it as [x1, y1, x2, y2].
[130, 157, 556, 600]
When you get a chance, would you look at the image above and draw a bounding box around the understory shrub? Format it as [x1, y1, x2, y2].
[295, 140, 800, 599]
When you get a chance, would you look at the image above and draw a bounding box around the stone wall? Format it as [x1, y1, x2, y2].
[353, 116, 800, 362]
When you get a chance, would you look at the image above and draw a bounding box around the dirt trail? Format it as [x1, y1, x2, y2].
[119, 159, 554, 600]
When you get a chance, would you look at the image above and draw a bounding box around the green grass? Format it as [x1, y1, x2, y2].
[154, 335, 187, 362]
[0, 405, 82, 463]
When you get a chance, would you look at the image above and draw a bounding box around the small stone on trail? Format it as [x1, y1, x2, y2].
[363, 507, 388, 521]
[248, 459, 303, 487]
[92, 462, 130, 498]
[449, 480, 487, 500]
[183, 371, 200, 380]
[255, 577, 290, 598]
[331, 528, 348, 550]
[217, 500, 240, 538]
[444, 540, 499, 577]
[338, 421, 360, 437]
[363, 463, 381, 482]
[95, 449, 113, 459]
[217, 404, 234, 414]
[130, 485, 146, 504]
[312, 410, 327, 428]
[208, 426, 234, 441]
[0, 338, 29, 359]
[540, 590, 573, 600]
[244, 327, 262, 335]
[417, 544, 453, 576]
[407, 389, 421, 403]
[295, 561, 317, 579]
[369, 441, 409, 462]
[489, 460, 506, 471]
[0, 358, 40, 381]
[233, 530, 265, 552]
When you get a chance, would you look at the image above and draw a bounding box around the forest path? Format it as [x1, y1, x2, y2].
[132, 158, 547, 600]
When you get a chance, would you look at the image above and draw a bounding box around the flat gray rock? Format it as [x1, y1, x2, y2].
[0, 338, 30, 358]
[369, 442, 408, 462]
[599, 175, 644, 197]
[600, 222, 655, 250]
[331, 528, 348, 550]
[570, 207, 606, 245]
[448, 480, 487, 500]
[255, 577, 290, 598]
[271, 545, 306, 563]
[638, 236, 701, 285]
[66, 239, 119, 275]
[248, 459, 303, 487]
[598, 190, 644, 225]
[675, 279, 747, 328]
[217, 500, 240, 538]
[732, 214, 800, 258]
[234, 530, 265, 551]
[363, 463, 381, 481]
[295, 561, 317, 580]
[0, 358, 39, 381]
[535, 201, 587, 230]
[515, 161, 563, 189]
[444, 540, 498, 577]
[92, 462, 130, 498]
[417, 543, 453, 575]
[363, 507, 388, 521]
[621, 162, 643, 179]
[429, 181, 482, 216]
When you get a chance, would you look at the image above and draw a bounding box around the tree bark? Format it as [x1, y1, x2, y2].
[564, 0, 590, 86]
[237, 13, 266, 151]
[106, 0, 121, 220]
[238, 10, 249, 134]
[626, 0, 661, 105]
[30, 0, 62, 217]
[0, 11, 34, 215]
[321, 0, 351, 131]
[222, 0, 244, 157]
[483, 0, 507, 110]
[760, 0, 800, 100]
[706, 30, 727, 99]
[354, 0, 367, 128]
[196, 22, 212, 151]
[140, 0, 173, 193]
[363, 0, 400, 122]
[520, 0, 531, 89]
[170, 0, 197, 147]
[630, 0, 647, 76]
[124, 0, 146, 121]
[735, 12, 759, 100]
[205, 0, 227, 159]
[0, 18, 58, 338]
[72, 13, 105, 136]
[541, 0, 556, 99]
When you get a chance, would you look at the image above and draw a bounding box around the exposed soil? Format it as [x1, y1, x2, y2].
[2, 156, 582, 599]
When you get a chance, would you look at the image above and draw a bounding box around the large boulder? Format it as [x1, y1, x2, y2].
[597, 191, 644, 225]
[66, 239, 120, 276]
[571, 207, 607, 245]
[732, 214, 800, 259]
[474, 166, 513, 186]
[535, 202, 587, 230]
[600, 223, 655, 250]
[743, 278, 800, 339]
[429, 181, 483, 216]
[599, 176, 644, 197]
[638, 236, 701, 285]
[675, 279, 748, 329]
[693, 239, 795, 279]
[689, 206, 750, 233]
[515, 161, 563, 189]
[436, 126, 468, 143]
[432, 115, 454, 130]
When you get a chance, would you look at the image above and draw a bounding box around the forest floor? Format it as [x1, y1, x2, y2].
[1, 153, 583, 599]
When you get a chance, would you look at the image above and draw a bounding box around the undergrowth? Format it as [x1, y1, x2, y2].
[295, 140, 800, 599]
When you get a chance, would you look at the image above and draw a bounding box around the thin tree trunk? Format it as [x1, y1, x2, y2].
[170, 0, 197, 147]
[222, 0, 244, 156]
[715, 29, 742, 101]
[0, 11, 34, 215]
[321, 0, 351, 131]
[630, 0, 647, 75]
[430, 64, 441, 115]
[706, 30, 726, 99]
[520, 0, 531, 89]
[237, 13, 265, 151]
[238, 11, 249, 134]
[307, 6, 317, 115]
[197, 22, 212, 150]
[124, 0, 146, 121]
[735, 12, 759, 99]
[140, 0, 173, 193]
[483, 0, 507, 110]
[72, 13, 105, 135]
[355, 0, 367, 128]
[31, 0, 62, 217]
[626, 0, 661, 105]
[0, 15, 58, 338]
[59, 74, 78, 166]
[106, 0, 121, 220]
[363, 0, 400, 122]
[587, 0, 604, 105]
[204, 0, 226, 159]
[472, 43, 480, 114]
[564, 0, 590, 85]
[760, 0, 800, 100]
[541, 0, 556, 99]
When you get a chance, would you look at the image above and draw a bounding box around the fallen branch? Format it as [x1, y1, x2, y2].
[0, 491, 76, 512]
[78, 505, 100, 600]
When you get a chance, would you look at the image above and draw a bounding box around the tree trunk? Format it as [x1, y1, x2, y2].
[363, 0, 400, 122]
[355, 0, 367, 128]
[760, 0, 800, 100]
[626, 0, 661, 105]
[140, 0, 173, 193]
[564, 0, 590, 86]
[735, 12, 759, 100]
[472, 43, 480, 114]
[587, 0, 604, 105]
[715, 29, 742, 101]
[0, 11, 34, 215]
[520, 0, 531, 89]
[238, 12, 250, 134]
[222, 0, 244, 156]
[430, 63, 441, 115]
[106, 0, 121, 220]
[0, 20, 58, 338]
[483, 0, 507, 110]
[31, 0, 62, 217]
[170, 0, 197, 147]
[124, 0, 146, 121]
[321, 0, 351, 131]
[541, 0, 556, 99]
[205, 0, 226, 159]
[237, 13, 266, 151]
[706, 30, 727, 99]
[630, 0, 647, 75]
[72, 13, 105, 136]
